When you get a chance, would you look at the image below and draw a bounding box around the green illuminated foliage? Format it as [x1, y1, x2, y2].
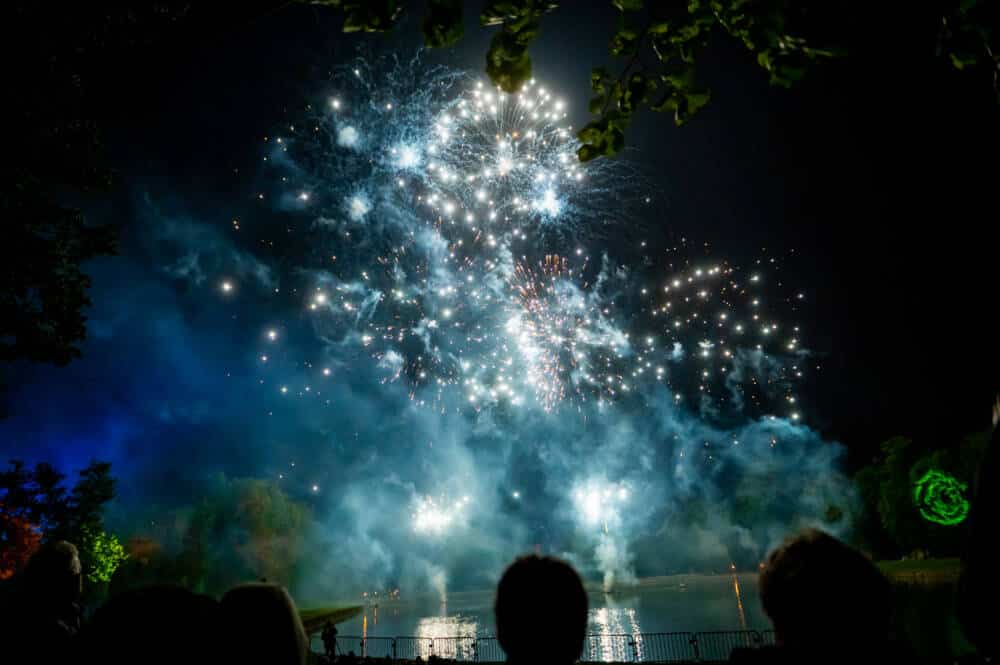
[83, 528, 128, 584]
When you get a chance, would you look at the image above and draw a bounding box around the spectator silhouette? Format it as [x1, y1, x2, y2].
[955, 395, 1000, 659]
[758, 528, 894, 662]
[79, 584, 220, 665]
[0, 540, 83, 663]
[494, 554, 588, 665]
[220, 582, 311, 665]
[321, 619, 339, 659]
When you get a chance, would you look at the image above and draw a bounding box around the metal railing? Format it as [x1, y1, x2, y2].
[318, 630, 772, 662]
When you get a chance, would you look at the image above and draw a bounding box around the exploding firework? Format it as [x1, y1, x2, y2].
[253, 56, 809, 421]
[412, 494, 471, 535]
[572, 479, 631, 534]
[503, 254, 629, 411]
[627, 250, 809, 422]
[420, 79, 581, 231]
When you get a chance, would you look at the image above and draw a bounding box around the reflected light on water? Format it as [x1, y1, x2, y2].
[587, 603, 644, 662]
[731, 574, 748, 630]
[414, 615, 479, 660]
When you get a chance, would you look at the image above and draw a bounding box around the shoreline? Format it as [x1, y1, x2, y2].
[317, 558, 961, 610]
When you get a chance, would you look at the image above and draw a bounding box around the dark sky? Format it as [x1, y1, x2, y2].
[1, 3, 997, 582]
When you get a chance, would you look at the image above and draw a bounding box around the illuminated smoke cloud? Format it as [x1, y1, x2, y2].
[338, 125, 361, 148]
[225, 54, 855, 599]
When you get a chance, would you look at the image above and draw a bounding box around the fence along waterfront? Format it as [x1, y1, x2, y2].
[317, 629, 776, 662]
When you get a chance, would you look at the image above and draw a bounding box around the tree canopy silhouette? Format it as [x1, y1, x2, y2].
[308, 1, 1000, 160]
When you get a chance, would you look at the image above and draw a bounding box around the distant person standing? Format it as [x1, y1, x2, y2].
[321, 619, 339, 659]
[494, 554, 588, 665]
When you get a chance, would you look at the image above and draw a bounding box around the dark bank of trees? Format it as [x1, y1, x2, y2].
[111, 477, 311, 597]
[1, 461, 312, 602]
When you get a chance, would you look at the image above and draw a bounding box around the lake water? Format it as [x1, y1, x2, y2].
[318, 574, 770, 661]
[315, 574, 971, 663]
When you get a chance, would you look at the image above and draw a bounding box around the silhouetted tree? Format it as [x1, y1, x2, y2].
[0, 514, 42, 579]
[305, 1, 1000, 159]
[181, 477, 311, 594]
[0, 459, 117, 582]
[854, 431, 990, 557]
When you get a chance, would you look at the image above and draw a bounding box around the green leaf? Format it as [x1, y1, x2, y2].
[683, 89, 711, 116]
[590, 66, 612, 93]
[480, 0, 559, 26]
[610, 27, 640, 57]
[621, 71, 655, 112]
[576, 117, 626, 160]
[485, 32, 533, 92]
[577, 118, 609, 145]
[341, 1, 402, 33]
[949, 51, 979, 70]
[511, 18, 542, 46]
[423, 0, 464, 49]
[576, 144, 601, 162]
[479, 1, 555, 91]
[613, 0, 644, 11]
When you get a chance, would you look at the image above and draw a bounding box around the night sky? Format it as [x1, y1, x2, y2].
[2, 4, 997, 597]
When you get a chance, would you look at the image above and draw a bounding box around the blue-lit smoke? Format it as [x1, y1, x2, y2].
[233, 54, 857, 602]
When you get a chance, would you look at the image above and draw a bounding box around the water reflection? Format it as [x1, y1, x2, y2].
[319, 575, 770, 661]
[414, 614, 479, 660]
[587, 599, 644, 662]
[731, 574, 748, 630]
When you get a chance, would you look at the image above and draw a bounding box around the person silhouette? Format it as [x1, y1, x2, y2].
[494, 554, 588, 665]
[758, 528, 894, 662]
[321, 619, 339, 659]
[79, 584, 221, 665]
[0, 540, 83, 663]
[220, 582, 310, 665]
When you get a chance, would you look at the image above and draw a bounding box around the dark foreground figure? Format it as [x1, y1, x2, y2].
[731, 528, 898, 664]
[495, 554, 588, 665]
[0, 540, 83, 663]
[79, 584, 222, 665]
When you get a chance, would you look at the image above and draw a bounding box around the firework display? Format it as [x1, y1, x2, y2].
[222, 56, 826, 562]
[251, 58, 806, 421]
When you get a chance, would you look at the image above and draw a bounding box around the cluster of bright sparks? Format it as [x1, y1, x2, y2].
[573, 479, 631, 533]
[418, 80, 580, 228]
[220, 58, 813, 536]
[505, 254, 626, 411]
[412, 494, 471, 534]
[234, 61, 809, 418]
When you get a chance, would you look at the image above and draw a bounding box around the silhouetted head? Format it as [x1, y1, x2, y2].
[495, 554, 588, 664]
[220, 582, 309, 665]
[81, 584, 221, 665]
[760, 528, 891, 655]
[24, 540, 82, 604]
